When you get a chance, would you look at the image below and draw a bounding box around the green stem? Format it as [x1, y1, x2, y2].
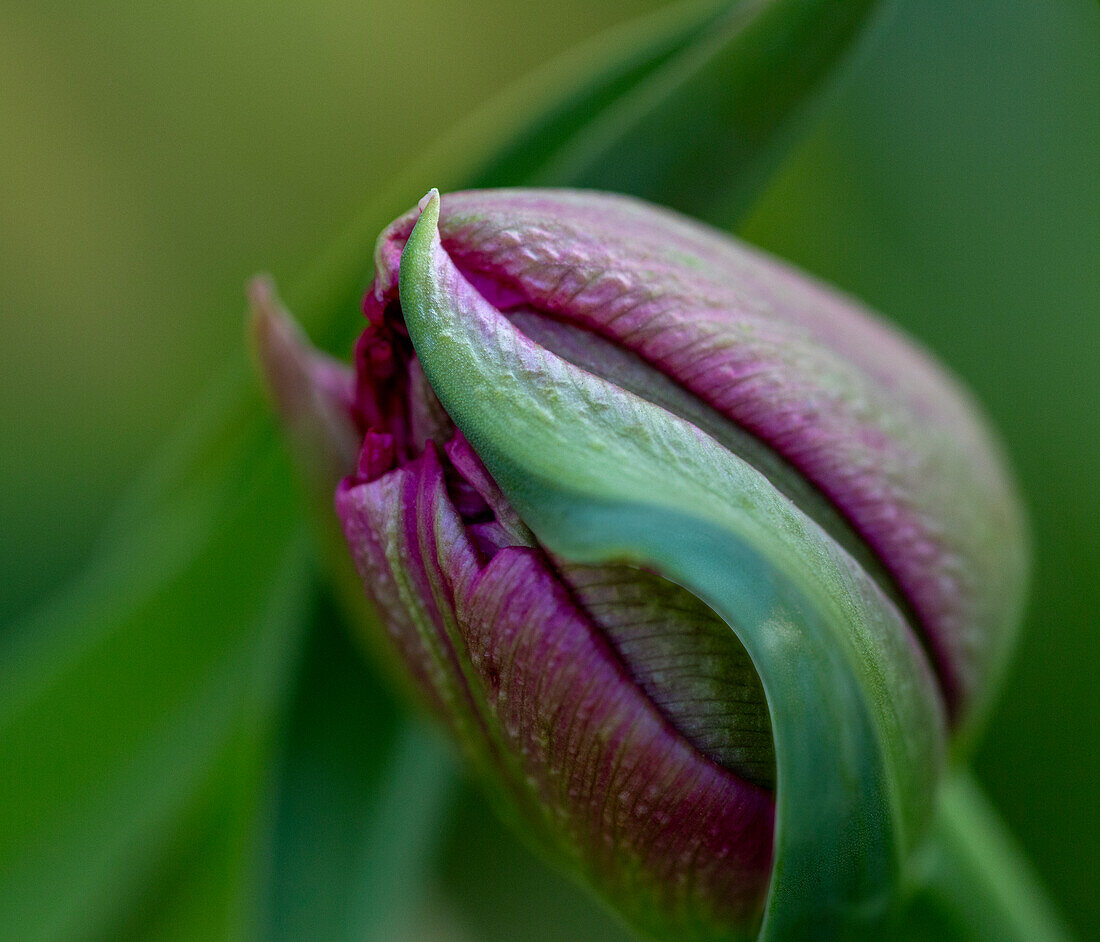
[897, 770, 1073, 941]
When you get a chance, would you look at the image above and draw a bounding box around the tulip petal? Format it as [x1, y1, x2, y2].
[375, 187, 1028, 728]
[336, 441, 776, 938]
[399, 191, 947, 939]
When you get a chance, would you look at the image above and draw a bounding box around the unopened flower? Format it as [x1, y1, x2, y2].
[255, 189, 1027, 940]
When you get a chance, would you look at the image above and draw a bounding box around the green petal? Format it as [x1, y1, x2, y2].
[400, 192, 947, 939]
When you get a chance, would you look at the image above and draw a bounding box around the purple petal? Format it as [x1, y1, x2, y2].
[336, 437, 774, 934]
[372, 190, 1028, 721]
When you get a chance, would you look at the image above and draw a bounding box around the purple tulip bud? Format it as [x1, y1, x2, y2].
[256, 189, 1027, 940]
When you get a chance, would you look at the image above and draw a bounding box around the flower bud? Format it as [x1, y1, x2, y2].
[257, 189, 1027, 940]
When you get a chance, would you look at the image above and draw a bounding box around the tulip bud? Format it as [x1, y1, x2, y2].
[256, 189, 1027, 940]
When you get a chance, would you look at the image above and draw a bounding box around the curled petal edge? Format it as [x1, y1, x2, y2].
[398, 190, 948, 940]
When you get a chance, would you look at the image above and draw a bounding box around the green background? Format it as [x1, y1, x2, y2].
[1, 0, 1096, 937]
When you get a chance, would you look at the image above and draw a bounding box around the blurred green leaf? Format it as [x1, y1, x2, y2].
[90, 726, 272, 942]
[465, 0, 880, 226]
[0, 1, 885, 939]
[892, 772, 1071, 942]
[0, 396, 311, 942]
[433, 781, 639, 942]
[257, 600, 458, 942]
[296, 0, 882, 352]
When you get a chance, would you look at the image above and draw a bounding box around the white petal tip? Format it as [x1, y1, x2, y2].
[418, 188, 440, 213]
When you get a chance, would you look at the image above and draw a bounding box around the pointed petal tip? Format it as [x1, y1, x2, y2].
[247, 273, 310, 408]
[400, 189, 446, 330]
[247, 274, 360, 483]
[247, 271, 278, 317]
[247, 273, 300, 357]
[412, 188, 441, 240]
[417, 187, 440, 214]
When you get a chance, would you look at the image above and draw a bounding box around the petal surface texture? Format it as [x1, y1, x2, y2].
[330, 187, 1030, 939]
[374, 189, 1027, 722]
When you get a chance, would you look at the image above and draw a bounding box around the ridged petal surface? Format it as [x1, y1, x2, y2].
[373, 189, 1027, 721]
[392, 191, 947, 939]
[336, 442, 775, 938]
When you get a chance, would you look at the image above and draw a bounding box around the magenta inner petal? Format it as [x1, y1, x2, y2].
[336, 419, 775, 924]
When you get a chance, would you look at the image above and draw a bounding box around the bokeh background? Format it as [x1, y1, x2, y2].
[1, 0, 1097, 938]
